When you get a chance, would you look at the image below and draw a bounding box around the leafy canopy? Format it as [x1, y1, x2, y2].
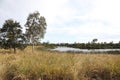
[25, 11, 47, 44]
[0, 19, 26, 52]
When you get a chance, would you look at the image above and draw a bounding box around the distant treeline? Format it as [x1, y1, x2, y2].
[42, 41, 120, 49]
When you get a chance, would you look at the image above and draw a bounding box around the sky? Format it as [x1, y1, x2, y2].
[0, 0, 120, 43]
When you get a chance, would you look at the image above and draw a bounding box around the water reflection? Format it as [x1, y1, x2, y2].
[51, 46, 120, 53]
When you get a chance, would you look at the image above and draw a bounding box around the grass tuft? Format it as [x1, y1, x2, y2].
[0, 46, 120, 80]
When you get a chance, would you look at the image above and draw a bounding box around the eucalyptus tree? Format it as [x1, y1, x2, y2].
[0, 19, 26, 53]
[25, 11, 47, 52]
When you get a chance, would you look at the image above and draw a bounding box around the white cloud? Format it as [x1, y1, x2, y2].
[0, 0, 120, 43]
[36, 0, 120, 43]
[83, 0, 120, 24]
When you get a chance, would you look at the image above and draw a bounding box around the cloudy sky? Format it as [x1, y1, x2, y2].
[0, 0, 120, 43]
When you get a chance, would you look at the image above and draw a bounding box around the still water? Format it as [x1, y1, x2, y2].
[51, 46, 120, 53]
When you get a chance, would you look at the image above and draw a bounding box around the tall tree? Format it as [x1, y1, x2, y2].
[0, 19, 26, 53]
[25, 11, 47, 52]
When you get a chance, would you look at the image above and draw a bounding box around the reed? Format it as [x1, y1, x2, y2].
[0, 46, 120, 80]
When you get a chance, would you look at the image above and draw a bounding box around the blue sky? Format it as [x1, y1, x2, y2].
[0, 0, 120, 43]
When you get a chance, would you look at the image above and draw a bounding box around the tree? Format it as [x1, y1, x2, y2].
[0, 19, 26, 53]
[92, 38, 98, 43]
[25, 11, 47, 52]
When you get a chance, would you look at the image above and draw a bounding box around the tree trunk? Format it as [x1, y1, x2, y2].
[14, 47, 16, 53]
[32, 43, 34, 53]
[31, 35, 34, 53]
[13, 42, 16, 53]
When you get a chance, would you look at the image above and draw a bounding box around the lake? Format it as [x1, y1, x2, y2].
[51, 46, 120, 53]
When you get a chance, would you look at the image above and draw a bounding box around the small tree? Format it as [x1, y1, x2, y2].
[25, 11, 47, 52]
[92, 38, 98, 43]
[0, 19, 26, 53]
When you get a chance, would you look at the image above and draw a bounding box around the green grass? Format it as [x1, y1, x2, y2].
[0, 46, 120, 80]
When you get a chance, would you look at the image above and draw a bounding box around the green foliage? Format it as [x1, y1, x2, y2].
[0, 19, 27, 53]
[42, 42, 57, 49]
[92, 38, 98, 43]
[55, 41, 120, 49]
[25, 11, 47, 52]
[25, 11, 47, 44]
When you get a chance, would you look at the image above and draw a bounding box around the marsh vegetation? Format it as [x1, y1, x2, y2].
[0, 46, 120, 80]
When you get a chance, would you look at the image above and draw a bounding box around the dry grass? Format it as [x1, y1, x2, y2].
[0, 46, 120, 80]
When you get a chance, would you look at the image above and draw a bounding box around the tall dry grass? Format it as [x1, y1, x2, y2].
[0, 46, 120, 80]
